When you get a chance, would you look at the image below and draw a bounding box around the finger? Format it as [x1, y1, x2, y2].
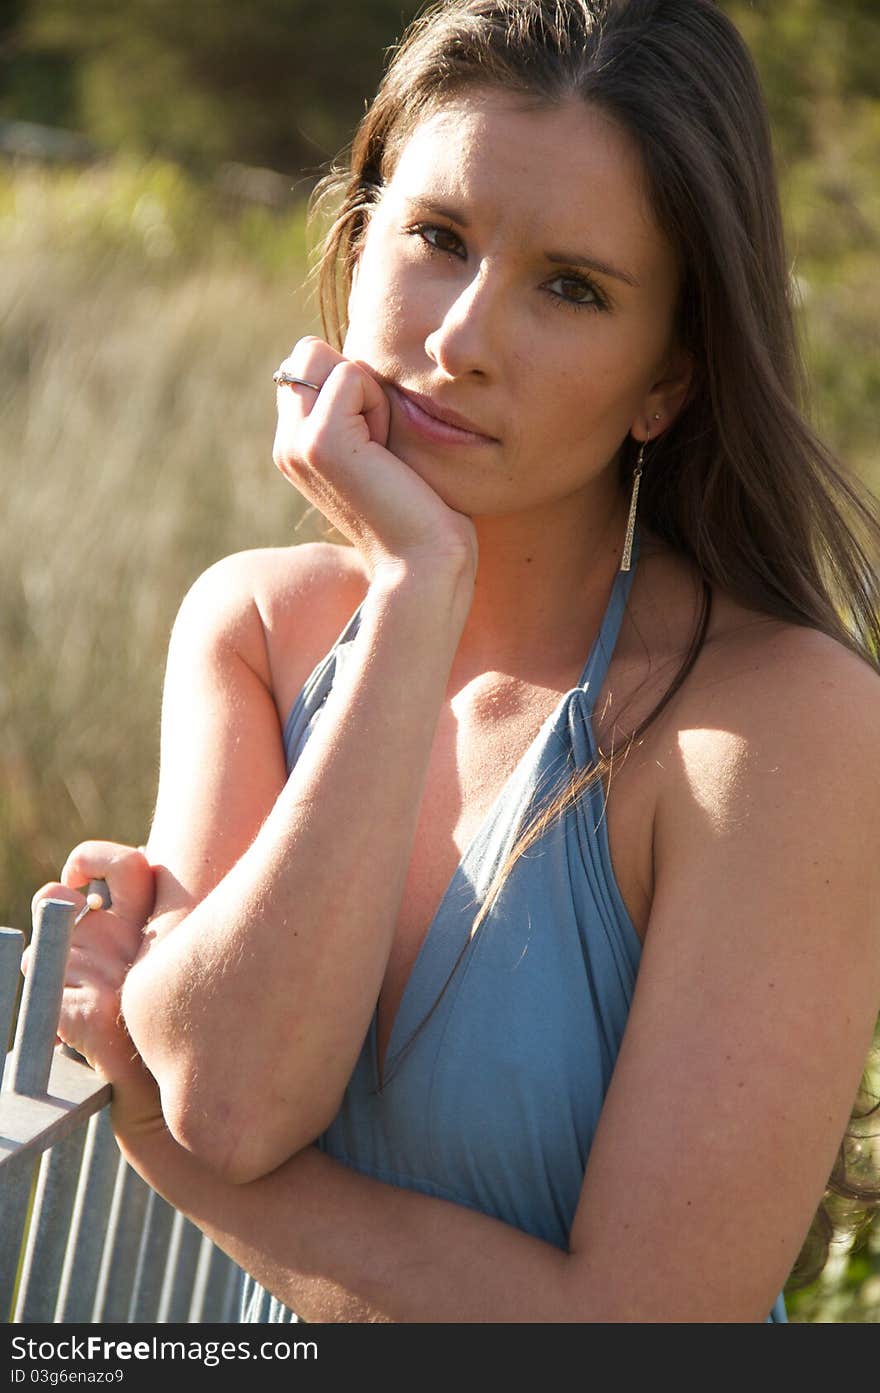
[349, 358, 393, 446]
[62, 947, 126, 991]
[61, 840, 137, 888]
[274, 337, 343, 418]
[306, 359, 391, 453]
[60, 843, 153, 921]
[31, 882, 84, 922]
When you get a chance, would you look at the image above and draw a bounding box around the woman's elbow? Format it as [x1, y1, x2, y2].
[119, 952, 184, 1078]
[161, 1076, 343, 1185]
[120, 962, 346, 1180]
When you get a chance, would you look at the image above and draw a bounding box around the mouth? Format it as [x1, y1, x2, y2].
[388, 384, 500, 446]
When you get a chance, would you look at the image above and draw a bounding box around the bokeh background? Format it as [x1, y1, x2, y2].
[1, 0, 878, 1320]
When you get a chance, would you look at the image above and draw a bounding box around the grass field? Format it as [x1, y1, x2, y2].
[1, 158, 325, 935]
[1, 154, 878, 1320]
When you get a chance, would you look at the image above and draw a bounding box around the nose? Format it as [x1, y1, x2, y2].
[424, 263, 502, 379]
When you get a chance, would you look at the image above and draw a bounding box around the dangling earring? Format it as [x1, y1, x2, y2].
[620, 416, 661, 573]
[620, 441, 646, 573]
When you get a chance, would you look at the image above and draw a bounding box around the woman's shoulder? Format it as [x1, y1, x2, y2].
[173, 541, 370, 718]
[616, 540, 879, 853]
[649, 589, 880, 858]
[689, 594, 879, 744]
[625, 534, 880, 735]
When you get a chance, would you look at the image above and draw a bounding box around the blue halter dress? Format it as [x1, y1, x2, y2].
[239, 531, 787, 1323]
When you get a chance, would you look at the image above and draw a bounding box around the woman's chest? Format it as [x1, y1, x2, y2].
[376, 680, 660, 1078]
[322, 734, 646, 1246]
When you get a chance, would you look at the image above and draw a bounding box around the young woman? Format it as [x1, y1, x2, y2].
[31, 0, 880, 1322]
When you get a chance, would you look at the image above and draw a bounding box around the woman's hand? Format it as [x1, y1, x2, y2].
[27, 842, 156, 1100]
[273, 336, 478, 586]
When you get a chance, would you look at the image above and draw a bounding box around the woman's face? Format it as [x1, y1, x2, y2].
[343, 90, 689, 519]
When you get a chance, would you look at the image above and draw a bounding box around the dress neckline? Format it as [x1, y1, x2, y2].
[371, 531, 641, 1089]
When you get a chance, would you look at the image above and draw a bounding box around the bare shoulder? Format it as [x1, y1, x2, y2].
[676, 612, 880, 762]
[181, 539, 368, 630]
[610, 540, 880, 884]
[174, 541, 370, 717]
[655, 610, 880, 868]
[623, 535, 880, 751]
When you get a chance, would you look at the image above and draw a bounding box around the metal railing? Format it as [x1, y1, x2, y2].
[1, 899, 242, 1323]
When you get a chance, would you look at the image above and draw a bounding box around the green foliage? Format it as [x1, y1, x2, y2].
[716, 1, 880, 493]
[3, 1, 877, 179]
[724, 0, 880, 159]
[0, 50, 77, 127]
[0, 154, 311, 274]
[5, 0, 425, 171]
[787, 1218, 880, 1323]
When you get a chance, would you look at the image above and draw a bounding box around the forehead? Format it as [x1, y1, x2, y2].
[382, 90, 672, 279]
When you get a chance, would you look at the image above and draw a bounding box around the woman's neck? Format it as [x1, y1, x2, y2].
[447, 488, 630, 688]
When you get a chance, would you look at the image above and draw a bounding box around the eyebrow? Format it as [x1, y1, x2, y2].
[402, 198, 640, 288]
[544, 250, 641, 288]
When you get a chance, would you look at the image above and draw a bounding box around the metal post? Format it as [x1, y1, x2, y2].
[14, 1128, 88, 1322]
[188, 1236, 239, 1322]
[5, 900, 76, 1096]
[54, 1107, 121, 1322]
[0, 928, 24, 1070]
[0, 903, 76, 1320]
[91, 1153, 150, 1321]
[127, 1187, 176, 1322]
[157, 1210, 202, 1322]
[0, 928, 28, 1322]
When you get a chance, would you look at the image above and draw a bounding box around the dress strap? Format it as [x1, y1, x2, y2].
[576, 525, 640, 706]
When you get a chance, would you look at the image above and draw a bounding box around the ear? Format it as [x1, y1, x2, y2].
[630, 344, 694, 442]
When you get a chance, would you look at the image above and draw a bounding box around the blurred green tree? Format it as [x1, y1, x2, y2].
[1, 1, 877, 180]
[725, 0, 879, 161]
[3, 0, 424, 172]
[0, 0, 77, 126]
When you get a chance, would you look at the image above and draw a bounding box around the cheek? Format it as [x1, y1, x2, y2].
[560, 329, 659, 423]
[547, 364, 627, 433]
[343, 264, 411, 363]
[527, 366, 644, 472]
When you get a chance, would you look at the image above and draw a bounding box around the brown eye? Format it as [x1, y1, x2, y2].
[417, 224, 465, 257]
[545, 273, 607, 311]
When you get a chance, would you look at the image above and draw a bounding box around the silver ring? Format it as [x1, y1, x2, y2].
[273, 370, 321, 391]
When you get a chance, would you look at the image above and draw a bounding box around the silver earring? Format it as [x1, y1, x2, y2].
[620, 440, 646, 573]
[618, 412, 660, 571]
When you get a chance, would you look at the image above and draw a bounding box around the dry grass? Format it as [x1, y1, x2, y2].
[1, 161, 323, 934]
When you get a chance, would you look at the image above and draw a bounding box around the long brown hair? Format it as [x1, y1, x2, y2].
[311, 0, 880, 1288]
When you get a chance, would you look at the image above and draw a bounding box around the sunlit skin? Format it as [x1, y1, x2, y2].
[342, 91, 693, 674]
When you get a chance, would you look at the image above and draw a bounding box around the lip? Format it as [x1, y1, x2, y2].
[389, 384, 499, 446]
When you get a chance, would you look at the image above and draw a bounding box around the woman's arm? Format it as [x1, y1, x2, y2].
[117, 341, 478, 1182]
[108, 626, 880, 1321]
[119, 548, 471, 1182]
[114, 1122, 573, 1324]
